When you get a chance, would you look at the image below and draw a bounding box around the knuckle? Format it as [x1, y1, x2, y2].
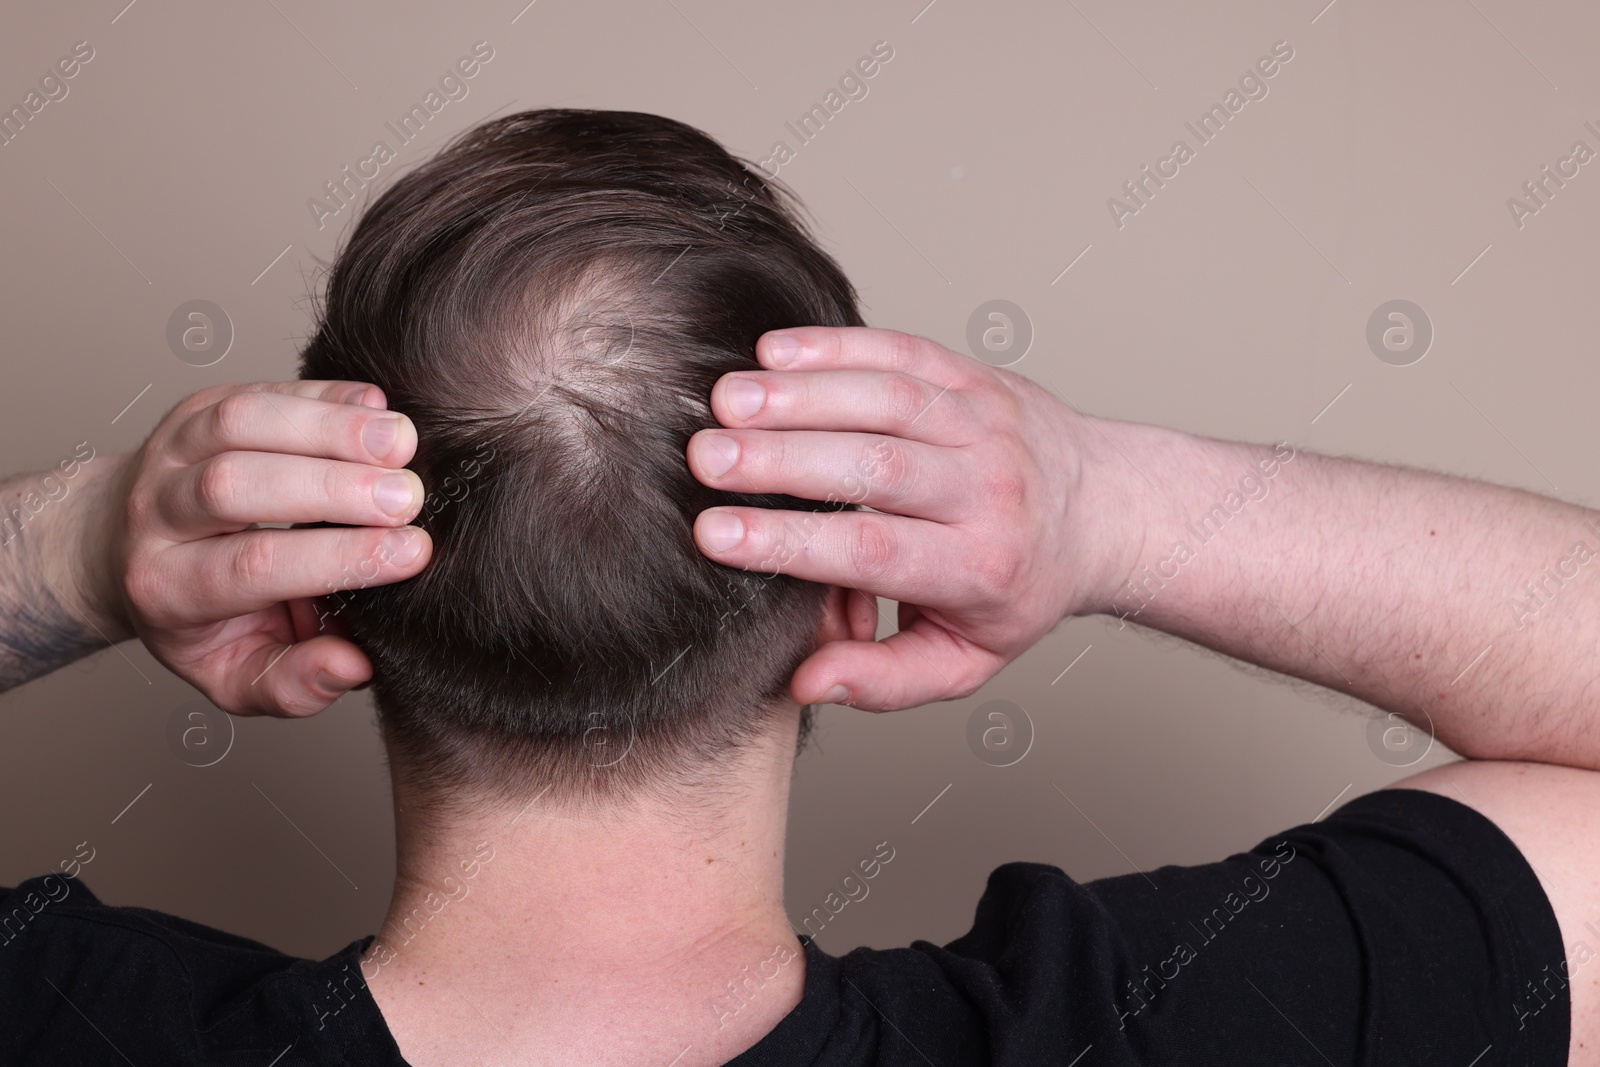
[865, 440, 914, 498]
[816, 326, 847, 361]
[194, 455, 244, 518]
[971, 546, 1023, 599]
[993, 377, 1038, 430]
[210, 392, 257, 444]
[758, 431, 797, 487]
[121, 555, 163, 615]
[979, 466, 1027, 511]
[322, 461, 354, 515]
[123, 479, 159, 530]
[995, 376, 1030, 416]
[883, 374, 924, 429]
[182, 384, 229, 415]
[228, 533, 277, 594]
[322, 402, 359, 458]
[850, 515, 900, 581]
[885, 330, 921, 373]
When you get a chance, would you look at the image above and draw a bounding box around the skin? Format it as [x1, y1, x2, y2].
[689, 325, 1600, 1061]
[361, 593, 876, 1067]
[3, 330, 1598, 1061]
[0, 380, 434, 713]
[368, 669, 792, 1064]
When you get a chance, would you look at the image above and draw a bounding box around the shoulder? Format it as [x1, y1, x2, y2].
[3, 872, 288, 958]
[0, 874, 398, 1063]
[806, 788, 1563, 1065]
[814, 862, 1120, 1061]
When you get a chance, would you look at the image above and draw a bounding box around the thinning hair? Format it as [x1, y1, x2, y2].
[299, 109, 863, 805]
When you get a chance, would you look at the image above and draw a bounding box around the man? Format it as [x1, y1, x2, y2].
[0, 109, 1591, 1065]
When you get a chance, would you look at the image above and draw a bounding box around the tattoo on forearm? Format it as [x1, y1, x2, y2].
[0, 522, 105, 692]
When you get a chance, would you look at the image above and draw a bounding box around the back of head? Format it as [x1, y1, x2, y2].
[299, 109, 862, 806]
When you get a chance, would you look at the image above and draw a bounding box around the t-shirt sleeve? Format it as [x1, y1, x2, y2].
[0, 873, 305, 1064]
[914, 786, 1568, 1067]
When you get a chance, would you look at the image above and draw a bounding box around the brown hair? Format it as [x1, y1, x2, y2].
[299, 109, 862, 804]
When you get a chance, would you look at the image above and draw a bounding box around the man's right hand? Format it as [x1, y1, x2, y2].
[86, 381, 434, 717]
[688, 327, 1141, 712]
[702, 321, 1600, 790]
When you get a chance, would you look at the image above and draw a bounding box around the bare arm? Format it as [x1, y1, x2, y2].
[1398, 759, 1600, 1062]
[689, 324, 1600, 1063]
[690, 325, 1600, 771]
[1088, 417, 1600, 769]
[0, 453, 129, 689]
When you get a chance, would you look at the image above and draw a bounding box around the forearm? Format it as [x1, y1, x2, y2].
[0, 453, 131, 692]
[1085, 417, 1600, 768]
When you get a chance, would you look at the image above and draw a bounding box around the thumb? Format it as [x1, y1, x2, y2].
[790, 620, 1002, 712]
[219, 634, 373, 717]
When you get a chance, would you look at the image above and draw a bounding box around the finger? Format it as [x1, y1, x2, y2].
[288, 594, 352, 643]
[258, 380, 388, 408]
[228, 633, 375, 717]
[287, 595, 325, 643]
[342, 384, 389, 410]
[693, 506, 968, 606]
[179, 380, 388, 415]
[790, 618, 1005, 711]
[167, 391, 417, 468]
[689, 429, 971, 522]
[847, 587, 879, 642]
[758, 326, 980, 385]
[286, 596, 373, 690]
[157, 452, 424, 537]
[147, 525, 432, 627]
[711, 369, 977, 446]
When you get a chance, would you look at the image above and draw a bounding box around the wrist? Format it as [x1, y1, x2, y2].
[1063, 415, 1185, 619]
[52, 451, 135, 643]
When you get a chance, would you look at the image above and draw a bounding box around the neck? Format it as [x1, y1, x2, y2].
[363, 709, 805, 1067]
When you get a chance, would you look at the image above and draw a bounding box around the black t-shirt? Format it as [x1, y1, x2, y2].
[0, 789, 1570, 1066]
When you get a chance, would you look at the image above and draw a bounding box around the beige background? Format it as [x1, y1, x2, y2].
[2, 0, 1594, 960]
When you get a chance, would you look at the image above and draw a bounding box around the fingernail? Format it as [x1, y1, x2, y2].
[819, 684, 850, 705]
[363, 416, 401, 459]
[699, 510, 745, 553]
[382, 526, 425, 566]
[375, 472, 418, 517]
[765, 333, 801, 367]
[316, 670, 359, 695]
[698, 433, 739, 478]
[724, 376, 766, 420]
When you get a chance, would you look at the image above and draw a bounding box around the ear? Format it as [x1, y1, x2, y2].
[815, 585, 879, 646]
